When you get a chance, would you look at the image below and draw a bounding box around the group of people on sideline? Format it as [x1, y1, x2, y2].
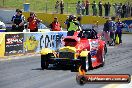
[76, 0, 132, 18]
[11, 9, 42, 32]
[103, 17, 124, 45]
[54, 0, 132, 18]
[11, 8, 125, 45]
[11, 9, 82, 32]
[55, 0, 64, 14]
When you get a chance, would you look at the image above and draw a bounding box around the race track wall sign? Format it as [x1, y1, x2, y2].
[40, 32, 67, 50]
[5, 33, 24, 56]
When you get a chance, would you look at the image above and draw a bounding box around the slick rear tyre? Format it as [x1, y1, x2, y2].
[88, 53, 93, 70]
[81, 57, 87, 72]
[100, 48, 105, 67]
[81, 53, 93, 72]
[41, 55, 49, 70]
[104, 44, 107, 54]
[71, 62, 80, 72]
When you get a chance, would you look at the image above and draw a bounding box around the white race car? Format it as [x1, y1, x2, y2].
[0, 21, 6, 30]
[0, 21, 6, 32]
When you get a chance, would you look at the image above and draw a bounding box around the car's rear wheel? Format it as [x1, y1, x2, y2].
[80, 57, 87, 72]
[100, 48, 105, 67]
[71, 53, 93, 72]
[87, 53, 93, 70]
[104, 44, 107, 54]
[80, 53, 93, 71]
[41, 55, 49, 70]
[71, 61, 80, 72]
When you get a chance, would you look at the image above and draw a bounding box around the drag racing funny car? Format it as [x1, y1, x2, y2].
[40, 29, 107, 72]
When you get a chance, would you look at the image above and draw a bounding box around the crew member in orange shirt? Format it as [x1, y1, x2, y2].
[27, 12, 41, 32]
[49, 17, 62, 31]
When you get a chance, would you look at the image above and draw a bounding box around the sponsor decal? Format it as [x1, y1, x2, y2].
[5, 34, 24, 56]
[40, 32, 66, 50]
[24, 35, 39, 52]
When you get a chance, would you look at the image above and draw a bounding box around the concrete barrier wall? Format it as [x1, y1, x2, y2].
[0, 32, 67, 57]
[23, 12, 132, 26]
[23, 12, 106, 27]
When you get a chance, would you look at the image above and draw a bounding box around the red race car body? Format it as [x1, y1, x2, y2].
[41, 30, 107, 72]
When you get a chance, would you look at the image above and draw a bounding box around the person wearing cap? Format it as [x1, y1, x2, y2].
[11, 9, 25, 32]
[49, 17, 62, 31]
[115, 18, 124, 44]
[67, 15, 81, 36]
[27, 12, 41, 32]
[73, 15, 82, 30]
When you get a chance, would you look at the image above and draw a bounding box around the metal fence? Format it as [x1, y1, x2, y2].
[0, 0, 131, 17]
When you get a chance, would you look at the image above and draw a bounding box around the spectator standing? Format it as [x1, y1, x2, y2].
[126, 2, 131, 17]
[55, 1, 60, 13]
[85, 0, 90, 15]
[131, 5, 132, 16]
[92, 1, 97, 16]
[104, 3, 108, 17]
[103, 19, 111, 44]
[122, 4, 127, 18]
[113, 3, 118, 17]
[49, 17, 62, 31]
[115, 18, 124, 44]
[107, 2, 111, 17]
[76, 1, 82, 15]
[27, 12, 41, 32]
[98, 0, 103, 16]
[11, 9, 25, 32]
[81, 1, 85, 15]
[60, 0, 64, 14]
[117, 3, 122, 18]
[104, 2, 111, 17]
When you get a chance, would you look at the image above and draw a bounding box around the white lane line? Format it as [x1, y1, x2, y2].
[102, 76, 132, 88]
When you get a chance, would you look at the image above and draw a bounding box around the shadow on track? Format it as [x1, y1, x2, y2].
[32, 65, 71, 71]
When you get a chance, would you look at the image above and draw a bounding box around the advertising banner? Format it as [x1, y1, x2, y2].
[23, 33, 42, 53]
[23, 32, 67, 53]
[5, 33, 24, 56]
[0, 33, 5, 57]
[40, 31, 67, 50]
[122, 20, 132, 33]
